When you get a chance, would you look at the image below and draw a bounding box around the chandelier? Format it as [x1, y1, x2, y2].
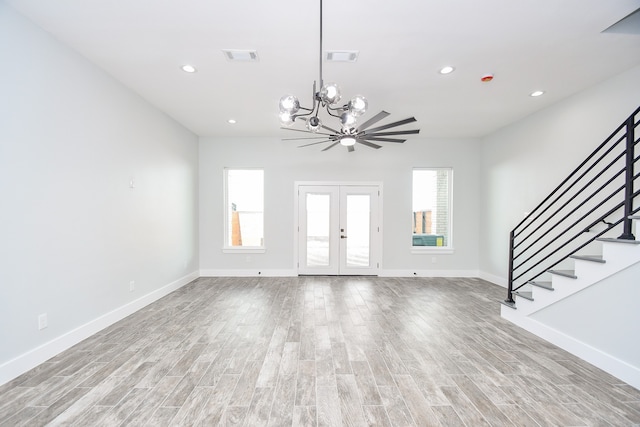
[278, 0, 420, 152]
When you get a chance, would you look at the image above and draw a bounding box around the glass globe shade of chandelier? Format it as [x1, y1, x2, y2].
[278, 84, 370, 133]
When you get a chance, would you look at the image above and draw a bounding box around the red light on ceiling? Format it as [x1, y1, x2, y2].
[481, 74, 494, 82]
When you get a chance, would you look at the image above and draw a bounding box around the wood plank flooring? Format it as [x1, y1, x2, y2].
[1, 276, 639, 426]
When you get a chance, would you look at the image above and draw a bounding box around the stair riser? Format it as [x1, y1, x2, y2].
[601, 241, 640, 265]
[512, 295, 536, 315]
[573, 259, 621, 284]
[549, 274, 577, 288]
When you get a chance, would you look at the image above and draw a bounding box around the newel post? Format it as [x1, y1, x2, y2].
[619, 115, 636, 240]
[505, 230, 515, 304]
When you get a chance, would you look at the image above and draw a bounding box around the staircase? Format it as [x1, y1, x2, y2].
[501, 216, 640, 316]
[499, 106, 639, 389]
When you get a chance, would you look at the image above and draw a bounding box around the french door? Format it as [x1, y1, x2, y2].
[297, 184, 380, 275]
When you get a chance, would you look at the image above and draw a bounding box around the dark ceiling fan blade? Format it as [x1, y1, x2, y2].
[280, 127, 333, 136]
[298, 139, 333, 148]
[347, 145, 355, 152]
[283, 136, 334, 141]
[320, 124, 342, 134]
[321, 141, 341, 151]
[356, 139, 382, 149]
[362, 117, 417, 134]
[356, 111, 390, 132]
[362, 136, 406, 143]
[364, 129, 420, 137]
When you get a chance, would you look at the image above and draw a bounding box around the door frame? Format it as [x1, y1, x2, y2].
[293, 181, 383, 275]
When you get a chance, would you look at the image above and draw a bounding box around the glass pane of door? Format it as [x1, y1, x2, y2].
[346, 194, 370, 267]
[306, 193, 331, 267]
[339, 186, 379, 275]
[297, 184, 378, 276]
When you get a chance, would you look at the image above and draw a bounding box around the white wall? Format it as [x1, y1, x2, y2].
[0, 4, 199, 384]
[532, 262, 640, 380]
[479, 65, 640, 285]
[199, 136, 481, 276]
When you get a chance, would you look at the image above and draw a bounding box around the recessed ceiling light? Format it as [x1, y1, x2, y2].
[222, 50, 259, 62]
[439, 66, 455, 74]
[227, 119, 237, 124]
[530, 90, 545, 97]
[326, 51, 359, 62]
[181, 64, 197, 73]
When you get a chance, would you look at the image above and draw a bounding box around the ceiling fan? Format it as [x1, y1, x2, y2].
[282, 112, 420, 152]
[278, 0, 420, 152]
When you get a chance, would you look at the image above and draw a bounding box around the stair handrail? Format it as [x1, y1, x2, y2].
[513, 154, 627, 255]
[506, 106, 639, 304]
[512, 188, 638, 284]
[513, 136, 626, 248]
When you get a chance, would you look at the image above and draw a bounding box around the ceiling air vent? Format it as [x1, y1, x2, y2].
[326, 51, 359, 62]
[222, 50, 259, 62]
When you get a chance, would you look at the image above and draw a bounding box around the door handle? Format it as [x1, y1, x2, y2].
[340, 235, 347, 239]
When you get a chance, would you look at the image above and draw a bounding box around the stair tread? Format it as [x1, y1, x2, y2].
[570, 254, 606, 263]
[528, 280, 554, 291]
[512, 290, 534, 301]
[500, 300, 517, 310]
[596, 237, 640, 245]
[548, 269, 577, 279]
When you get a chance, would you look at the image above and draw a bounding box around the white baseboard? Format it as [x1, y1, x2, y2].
[378, 269, 479, 278]
[0, 271, 198, 387]
[478, 271, 507, 287]
[501, 307, 640, 391]
[199, 269, 481, 279]
[200, 269, 479, 277]
[199, 269, 297, 277]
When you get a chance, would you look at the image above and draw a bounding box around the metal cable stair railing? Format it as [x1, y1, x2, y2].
[505, 106, 640, 306]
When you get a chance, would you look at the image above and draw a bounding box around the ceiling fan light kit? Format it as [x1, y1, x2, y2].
[279, 0, 419, 152]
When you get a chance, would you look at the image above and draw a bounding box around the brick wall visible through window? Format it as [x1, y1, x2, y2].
[412, 168, 452, 248]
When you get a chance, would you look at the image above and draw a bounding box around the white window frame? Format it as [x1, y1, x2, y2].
[223, 168, 265, 253]
[411, 167, 454, 254]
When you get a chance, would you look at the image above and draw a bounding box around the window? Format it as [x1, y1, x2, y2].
[412, 168, 453, 251]
[224, 169, 264, 251]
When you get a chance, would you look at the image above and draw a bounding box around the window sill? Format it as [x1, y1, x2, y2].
[222, 247, 266, 254]
[411, 247, 455, 254]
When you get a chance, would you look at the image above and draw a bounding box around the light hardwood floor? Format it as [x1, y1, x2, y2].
[1, 277, 639, 426]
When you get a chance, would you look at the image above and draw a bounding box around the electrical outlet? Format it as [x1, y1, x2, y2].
[38, 313, 48, 330]
[129, 280, 135, 292]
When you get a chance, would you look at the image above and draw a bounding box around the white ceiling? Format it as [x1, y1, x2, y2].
[6, 0, 640, 138]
